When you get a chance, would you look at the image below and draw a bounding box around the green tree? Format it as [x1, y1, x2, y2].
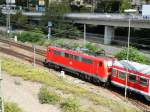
[119, 0, 131, 13]
[41, 1, 80, 38]
[0, 0, 5, 4]
[0, 11, 6, 25]
[41, 1, 70, 26]
[142, 0, 150, 4]
[11, 12, 28, 28]
[114, 47, 150, 64]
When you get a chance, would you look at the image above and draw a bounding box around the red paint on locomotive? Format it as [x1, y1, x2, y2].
[45, 46, 115, 82]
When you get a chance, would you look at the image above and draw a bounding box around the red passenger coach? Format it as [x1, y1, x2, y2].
[44, 46, 115, 82]
[111, 60, 150, 101]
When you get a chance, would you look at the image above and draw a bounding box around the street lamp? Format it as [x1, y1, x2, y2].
[124, 9, 137, 99]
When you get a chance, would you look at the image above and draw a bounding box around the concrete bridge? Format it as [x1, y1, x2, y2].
[1, 9, 43, 21]
[1, 10, 150, 45]
[65, 13, 150, 44]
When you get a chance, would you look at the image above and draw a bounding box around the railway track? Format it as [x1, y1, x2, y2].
[0, 47, 43, 66]
[0, 38, 45, 56]
[0, 38, 149, 111]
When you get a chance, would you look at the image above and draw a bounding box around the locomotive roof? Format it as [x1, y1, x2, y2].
[113, 60, 150, 78]
[49, 46, 114, 61]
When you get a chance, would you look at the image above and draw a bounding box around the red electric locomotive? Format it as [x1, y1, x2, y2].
[44, 46, 115, 82]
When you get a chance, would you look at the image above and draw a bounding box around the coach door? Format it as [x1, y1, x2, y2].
[47, 48, 52, 60]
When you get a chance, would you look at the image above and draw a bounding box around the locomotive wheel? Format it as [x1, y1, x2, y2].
[144, 95, 150, 102]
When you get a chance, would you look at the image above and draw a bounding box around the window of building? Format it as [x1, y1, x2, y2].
[139, 77, 148, 87]
[82, 58, 93, 64]
[128, 74, 136, 83]
[112, 69, 117, 77]
[118, 71, 126, 80]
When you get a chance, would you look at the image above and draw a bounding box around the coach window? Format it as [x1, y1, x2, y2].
[118, 71, 126, 80]
[139, 77, 148, 87]
[112, 69, 117, 77]
[128, 74, 136, 83]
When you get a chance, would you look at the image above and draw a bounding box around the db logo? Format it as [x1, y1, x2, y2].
[69, 61, 72, 65]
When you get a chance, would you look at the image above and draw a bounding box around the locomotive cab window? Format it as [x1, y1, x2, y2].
[65, 53, 69, 58]
[53, 50, 64, 56]
[139, 77, 148, 87]
[128, 74, 136, 83]
[74, 56, 82, 61]
[69, 54, 74, 59]
[118, 71, 126, 80]
[82, 58, 93, 64]
[112, 69, 117, 77]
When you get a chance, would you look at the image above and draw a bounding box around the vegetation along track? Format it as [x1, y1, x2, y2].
[0, 38, 149, 111]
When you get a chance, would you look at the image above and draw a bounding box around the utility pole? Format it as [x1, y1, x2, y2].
[0, 59, 4, 112]
[125, 18, 131, 99]
[84, 24, 86, 48]
[124, 9, 136, 99]
[27, 0, 29, 9]
[33, 45, 36, 67]
[6, 0, 11, 37]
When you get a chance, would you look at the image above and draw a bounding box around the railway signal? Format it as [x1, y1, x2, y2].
[48, 21, 52, 39]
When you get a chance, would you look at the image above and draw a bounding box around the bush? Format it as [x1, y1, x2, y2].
[17, 31, 45, 44]
[31, 28, 45, 34]
[61, 97, 80, 112]
[114, 47, 150, 64]
[85, 42, 98, 52]
[5, 102, 23, 112]
[38, 87, 61, 104]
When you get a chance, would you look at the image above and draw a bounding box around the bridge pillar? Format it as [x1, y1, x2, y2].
[104, 26, 114, 44]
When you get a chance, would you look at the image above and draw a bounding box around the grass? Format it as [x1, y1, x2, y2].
[1, 57, 141, 112]
[61, 97, 80, 112]
[38, 87, 61, 104]
[1, 57, 87, 95]
[5, 102, 23, 112]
